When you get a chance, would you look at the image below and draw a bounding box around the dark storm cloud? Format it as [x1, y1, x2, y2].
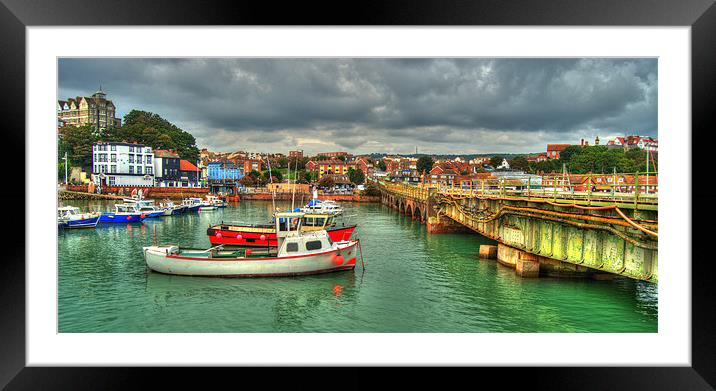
[58, 58, 657, 154]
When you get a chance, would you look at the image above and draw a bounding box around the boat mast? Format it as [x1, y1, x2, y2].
[291, 157, 298, 211]
[266, 156, 276, 212]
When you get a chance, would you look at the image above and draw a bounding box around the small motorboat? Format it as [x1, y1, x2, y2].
[98, 203, 146, 223]
[301, 199, 344, 215]
[143, 212, 360, 277]
[207, 212, 356, 247]
[123, 197, 166, 218]
[181, 198, 203, 212]
[159, 200, 186, 215]
[205, 194, 227, 208]
[57, 206, 101, 229]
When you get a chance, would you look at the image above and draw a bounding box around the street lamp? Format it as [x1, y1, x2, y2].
[62, 151, 68, 185]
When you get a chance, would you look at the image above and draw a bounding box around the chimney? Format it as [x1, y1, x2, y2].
[581, 139, 584, 146]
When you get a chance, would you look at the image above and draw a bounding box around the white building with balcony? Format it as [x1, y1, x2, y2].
[92, 142, 155, 187]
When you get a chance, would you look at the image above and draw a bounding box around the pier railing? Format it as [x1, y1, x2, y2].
[380, 172, 658, 210]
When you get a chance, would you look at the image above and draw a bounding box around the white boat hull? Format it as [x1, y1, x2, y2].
[143, 242, 359, 277]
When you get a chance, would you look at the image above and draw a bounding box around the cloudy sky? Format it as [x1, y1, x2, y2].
[58, 58, 657, 155]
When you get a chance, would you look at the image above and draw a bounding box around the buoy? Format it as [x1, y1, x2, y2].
[332, 254, 345, 265]
[126, 215, 132, 221]
[215, 232, 222, 238]
[236, 234, 242, 240]
[260, 234, 266, 241]
[140, 214, 146, 219]
[245, 249, 253, 255]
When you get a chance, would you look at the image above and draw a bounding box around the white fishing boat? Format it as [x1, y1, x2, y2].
[300, 189, 344, 215]
[57, 206, 100, 228]
[205, 194, 226, 208]
[123, 197, 166, 218]
[143, 211, 361, 277]
[159, 199, 186, 215]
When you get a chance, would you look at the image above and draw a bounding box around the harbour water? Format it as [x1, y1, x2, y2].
[58, 200, 658, 332]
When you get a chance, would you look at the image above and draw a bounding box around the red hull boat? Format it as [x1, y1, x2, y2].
[207, 213, 356, 247]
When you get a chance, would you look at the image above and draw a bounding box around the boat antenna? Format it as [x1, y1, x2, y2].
[291, 157, 298, 210]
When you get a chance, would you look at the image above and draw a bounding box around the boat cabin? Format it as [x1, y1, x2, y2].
[274, 212, 335, 256]
[114, 203, 141, 213]
[300, 213, 337, 231]
[58, 206, 81, 218]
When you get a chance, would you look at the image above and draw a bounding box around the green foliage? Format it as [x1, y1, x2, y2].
[489, 156, 503, 167]
[248, 170, 261, 178]
[318, 175, 335, 189]
[347, 168, 365, 184]
[377, 160, 387, 171]
[102, 110, 199, 161]
[262, 170, 283, 182]
[59, 125, 97, 169]
[558, 145, 583, 162]
[336, 155, 346, 161]
[362, 183, 381, 197]
[527, 146, 654, 174]
[277, 157, 289, 168]
[509, 156, 529, 171]
[239, 175, 255, 187]
[416, 156, 434, 174]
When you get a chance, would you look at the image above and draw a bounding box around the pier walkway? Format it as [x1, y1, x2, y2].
[378, 176, 658, 282]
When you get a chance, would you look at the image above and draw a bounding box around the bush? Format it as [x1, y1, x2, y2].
[362, 183, 381, 197]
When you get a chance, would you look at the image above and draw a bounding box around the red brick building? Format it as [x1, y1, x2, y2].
[546, 144, 572, 159]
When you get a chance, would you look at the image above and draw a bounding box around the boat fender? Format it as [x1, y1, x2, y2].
[260, 234, 266, 241]
[140, 214, 146, 219]
[332, 253, 345, 266]
[215, 232, 222, 238]
[236, 234, 242, 240]
[245, 249, 252, 256]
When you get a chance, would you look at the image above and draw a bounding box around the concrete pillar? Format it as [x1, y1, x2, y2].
[479, 244, 497, 259]
[516, 252, 540, 278]
[427, 216, 468, 233]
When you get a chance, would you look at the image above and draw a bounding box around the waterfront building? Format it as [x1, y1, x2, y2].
[354, 157, 374, 178]
[306, 159, 349, 179]
[57, 87, 122, 130]
[496, 158, 510, 170]
[179, 160, 202, 187]
[526, 153, 549, 163]
[383, 156, 418, 176]
[153, 149, 181, 187]
[546, 144, 572, 159]
[428, 166, 457, 187]
[91, 142, 155, 187]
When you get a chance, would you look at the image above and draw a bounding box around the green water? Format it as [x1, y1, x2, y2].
[58, 200, 657, 332]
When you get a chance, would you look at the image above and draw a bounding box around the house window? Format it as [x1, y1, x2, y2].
[129, 166, 134, 174]
[110, 165, 116, 173]
[137, 166, 142, 175]
[108, 176, 115, 185]
[129, 154, 134, 163]
[111, 145, 116, 151]
[146, 167, 153, 175]
[129, 146, 134, 152]
[111, 154, 116, 162]
[146, 155, 152, 164]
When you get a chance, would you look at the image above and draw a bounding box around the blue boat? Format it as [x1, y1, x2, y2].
[98, 203, 146, 223]
[58, 206, 100, 229]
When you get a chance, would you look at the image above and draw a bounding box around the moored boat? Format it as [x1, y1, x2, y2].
[207, 212, 356, 247]
[159, 199, 186, 215]
[98, 203, 146, 223]
[181, 197, 203, 212]
[123, 197, 166, 218]
[205, 194, 227, 208]
[57, 206, 101, 229]
[143, 212, 360, 277]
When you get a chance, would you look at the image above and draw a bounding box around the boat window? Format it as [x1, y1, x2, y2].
[286, 242, 299, 252]
[302, 217, 314, 227]
[305, 240, 322, 251]
[314, 217, 326, 227]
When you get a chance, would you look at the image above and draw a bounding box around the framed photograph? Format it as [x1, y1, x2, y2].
[4, 0, 715, 388]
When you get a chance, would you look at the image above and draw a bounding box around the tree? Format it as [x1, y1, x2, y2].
[336, 155, 346, 161]
[113, 110, 200, 161]
[558, 145, 583, 163]
[416, 156, 434, 174]
[239, 175, 255, 187]
[277, 157, 289, 168]
[59, 125, 97, 169]
[362, 183, 381, 197]
[509, 156, 530, 171]
[347, 168, 365, 184]
[377, 159, 387, 171]
[262, 170, 283, 182]
[460, 170, 470, 176]
[318, 175, 335, 189]
[489, 156, 503, 167]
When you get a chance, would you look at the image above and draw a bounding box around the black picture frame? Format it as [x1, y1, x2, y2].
[2, 0, 714, 388]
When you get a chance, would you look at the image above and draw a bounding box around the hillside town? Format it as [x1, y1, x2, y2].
[58, 88, 658, 198]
